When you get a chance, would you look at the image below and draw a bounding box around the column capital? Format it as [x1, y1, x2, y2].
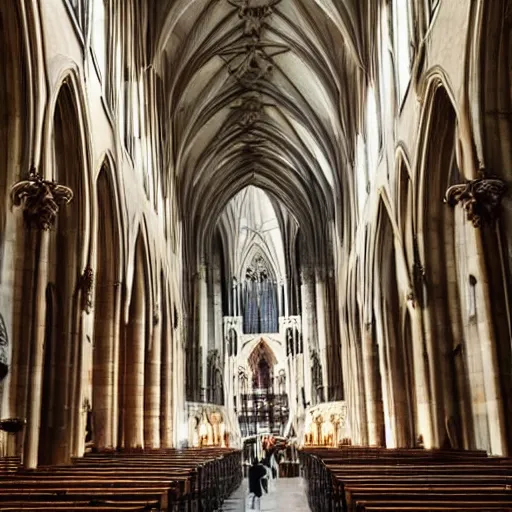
[10, 170, 74, 230]
[444, 176, 506, 227]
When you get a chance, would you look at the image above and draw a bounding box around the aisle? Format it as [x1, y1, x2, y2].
[221, 477, 311, 511]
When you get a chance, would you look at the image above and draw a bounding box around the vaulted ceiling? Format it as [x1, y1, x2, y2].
[151, 0, 377, 266]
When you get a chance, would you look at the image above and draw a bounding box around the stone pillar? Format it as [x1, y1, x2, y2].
[278, 281, 284, 317]
[144, 302, 161, 448]
[408, 302, 433, 449]
[284, 277, 290, 318]
[161, 296, 173, 448]
[315, 269, 329, 401]
[232, 281, 237, 317]
[10, 172, 73, 468]
[361, 322, 383, 446]
[300, 267, 315, 406]
[374, 308, 394, 447]
[23, 230, 50, 468]
[93, 276, 116, 451]
[472, 227, 507, 454]
[124, 247, 146, 449]
[110, 282, 122, 449]
[198, 264, 208, 401]
[213, 264, 223, 357]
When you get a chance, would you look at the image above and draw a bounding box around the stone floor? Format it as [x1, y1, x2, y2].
[221, 477, 311, 511]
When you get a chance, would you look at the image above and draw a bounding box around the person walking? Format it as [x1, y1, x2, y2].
[248, 458, 266, 509]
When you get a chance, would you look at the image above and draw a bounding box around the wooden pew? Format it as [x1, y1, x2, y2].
[0, 448, 242, 512]
[300, 447, 512, 512]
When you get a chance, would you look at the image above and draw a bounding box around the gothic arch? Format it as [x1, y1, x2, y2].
[478, 0, 512, 452]
[38, 78, 90, 465]
[373, 199, 414, 447]
[415, 81, 473, 450]
[248, 339, 278, 390]
[122, 229, 151, 449]
[92, 158, 122, 451]
[0, 0, 33, 425]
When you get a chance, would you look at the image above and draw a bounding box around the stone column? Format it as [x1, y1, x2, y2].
[232, 281, 237, 317]
[361, 322, 383, 446]
[315, 269, 329, 402]
[283, 277, 290, 318]
[278, 281, 284, 317]
[144, 302, 161, 448]
[110, 282, 122, 449]
[10, 172, 73, 468]
[408, 302, 433, 449]
[472, 227, 507, 454]
[93, 274, 116, 451]
[198, 264, 208, 401]
[124, 248, 146, 449]
[300, 267, 315, 406]
[23, 230, 50, 468]
[161, 296, 173, 448]
[238, 284, 243, 318]
[212, 264, 223, 357]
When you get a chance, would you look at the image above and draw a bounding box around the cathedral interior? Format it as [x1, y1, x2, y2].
[0, 0, 512, 510]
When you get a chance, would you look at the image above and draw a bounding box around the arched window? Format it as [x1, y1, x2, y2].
[242, 254, 279, 334]
[392, 0, 412, 102]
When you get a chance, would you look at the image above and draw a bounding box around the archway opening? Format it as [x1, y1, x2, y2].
[122, 232, 149, 449]
[39, 82, 86, 465]
[375, 205, 414, 447]
[422, 85, 471, 450]
[92, 163, 120, 451]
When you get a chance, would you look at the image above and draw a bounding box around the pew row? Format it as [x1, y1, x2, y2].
[0, 448, 242, 512]
[300, 447, 512, 512]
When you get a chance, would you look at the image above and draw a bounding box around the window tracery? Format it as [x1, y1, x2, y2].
[242, 253, 278, 333]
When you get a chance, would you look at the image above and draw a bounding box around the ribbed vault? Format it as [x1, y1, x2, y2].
[152, 0, 377, 269]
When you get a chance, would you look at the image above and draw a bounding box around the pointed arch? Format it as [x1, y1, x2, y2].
[416, 79, 473, 451]
[38, 75, 91, 465]
[373, 198, 414, 447]
[122, 228, 151, 449]
[91, 155, 123, 451]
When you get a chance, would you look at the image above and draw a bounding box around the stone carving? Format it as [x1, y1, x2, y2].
[79, 266, 94, 314]
[10, 170, 74, 230]
[231, 94, 269, 129]
[219, 40, 288, 87]
[311, 349, 324, 403]
[444, 177, 506, 227]
[227, 0, 282, 40]
[246, 253, 269, 281]
[0, 314, 8, 381]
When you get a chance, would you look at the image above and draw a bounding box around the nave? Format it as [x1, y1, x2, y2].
[222, 477, 311, 512]
[0, 1, 512, 511]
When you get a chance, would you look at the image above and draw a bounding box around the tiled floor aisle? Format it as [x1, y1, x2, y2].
[221, 477, 311, 511]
